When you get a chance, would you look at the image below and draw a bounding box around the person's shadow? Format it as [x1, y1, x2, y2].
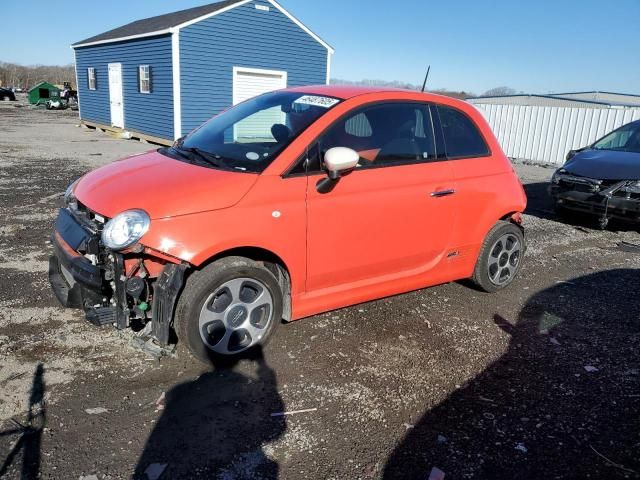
[134, 347, 286, 479]
[383, 269, 640, 479]
[0, 363, 46, 480]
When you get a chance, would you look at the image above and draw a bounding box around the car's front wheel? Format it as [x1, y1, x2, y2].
[175, 256, 282, 364]
[471, 220, 524, 293]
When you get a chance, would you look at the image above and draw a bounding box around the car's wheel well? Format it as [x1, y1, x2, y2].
[199, 247, 292, 322]
[500, 211, 524, 231]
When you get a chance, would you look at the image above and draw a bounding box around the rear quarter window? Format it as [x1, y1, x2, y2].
[438, 106, 489, 158]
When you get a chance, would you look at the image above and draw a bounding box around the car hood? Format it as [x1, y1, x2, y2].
[74, 150, 258, 219]
[564, 149, 640, 180]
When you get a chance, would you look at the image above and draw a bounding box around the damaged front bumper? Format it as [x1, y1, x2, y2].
[48, 206, 188, 346]
[549, 178, 640, 223]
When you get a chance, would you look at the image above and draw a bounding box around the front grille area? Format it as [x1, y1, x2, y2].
[558, 176, 640, 200]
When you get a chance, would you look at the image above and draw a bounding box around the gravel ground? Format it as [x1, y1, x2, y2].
[0, 99, 638, 479]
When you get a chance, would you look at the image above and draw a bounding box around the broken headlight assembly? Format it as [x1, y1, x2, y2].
[101, 209, 150, 250]
[64, 179, 79, 209]
[622, 181, 640, 194]
[551, 169, 566, 185]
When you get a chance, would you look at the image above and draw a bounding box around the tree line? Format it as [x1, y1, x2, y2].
[0, 61, 517, 98]
[331, 78, 474, 99]
[331, 79, 520, 99]
[0, 62, 76, 90]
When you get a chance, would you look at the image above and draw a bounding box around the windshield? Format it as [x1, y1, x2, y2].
[593, 122, 640, 154]
[168, 91, 341, 173]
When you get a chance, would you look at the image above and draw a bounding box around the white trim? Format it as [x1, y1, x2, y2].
[174, 0, 252, 29]
[232, 66, 288, 105]
[73, 49, 82, 118]
[266, 0, 334, 53]
[71, 0, 334, 53]
[73, 29, 172, 48]
[171, 30, 182, 140]
[326, 51, 332, 85]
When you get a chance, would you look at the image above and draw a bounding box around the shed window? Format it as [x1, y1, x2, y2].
[139, 65, 151, 94]
[87, 68, 96, 90]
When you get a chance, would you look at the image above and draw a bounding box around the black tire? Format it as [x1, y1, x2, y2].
[471, 220, 525, 293]
[175, 256, 283, 365]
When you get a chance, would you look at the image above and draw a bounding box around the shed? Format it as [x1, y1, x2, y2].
[72, 0, 334, 144]
[28, 81, 61, 105]
[468, 92, 640, 165]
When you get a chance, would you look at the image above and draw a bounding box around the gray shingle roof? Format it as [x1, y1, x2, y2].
[73, 0, 243, 46]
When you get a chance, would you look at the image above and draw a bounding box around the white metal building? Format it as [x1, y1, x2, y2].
[468, 91, 640, 165]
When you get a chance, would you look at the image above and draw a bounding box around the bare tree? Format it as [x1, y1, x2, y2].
[482, 86, 517, 97]
[0, 62, 76, 90]
[331, 78, 474, 99]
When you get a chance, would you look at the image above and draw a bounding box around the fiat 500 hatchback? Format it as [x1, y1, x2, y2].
[49, 86, 526, 363]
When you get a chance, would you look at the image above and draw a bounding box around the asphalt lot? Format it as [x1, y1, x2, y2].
[0, 99, 639, 480]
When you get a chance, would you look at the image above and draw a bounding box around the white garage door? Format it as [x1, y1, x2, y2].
[233, 67, 287, 142]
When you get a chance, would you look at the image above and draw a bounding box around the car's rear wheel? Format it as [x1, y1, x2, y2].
[175, 256, 282, 364]
[471, 220, 524, 293]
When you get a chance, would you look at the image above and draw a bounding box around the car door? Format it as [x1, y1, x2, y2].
[305, 102, 457, 293]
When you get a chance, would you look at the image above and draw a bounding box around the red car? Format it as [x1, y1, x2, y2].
[49, 86, 526, 363]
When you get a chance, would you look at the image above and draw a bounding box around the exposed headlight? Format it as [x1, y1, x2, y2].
[101, 210, 150, 250]
[623, 181, 640, 194]
[551, 168, 566, 185]
[64, 179, 79, 207]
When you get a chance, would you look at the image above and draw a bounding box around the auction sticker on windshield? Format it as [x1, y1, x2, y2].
[294, 95, 340, 108]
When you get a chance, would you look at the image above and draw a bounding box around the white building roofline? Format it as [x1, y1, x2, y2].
[71, 0, 334, 53]
[72, 29, 173, 49]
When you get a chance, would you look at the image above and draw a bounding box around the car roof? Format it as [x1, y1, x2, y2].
[285, 84, 457, 104]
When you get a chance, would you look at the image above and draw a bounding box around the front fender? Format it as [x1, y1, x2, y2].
[140, 184, 307, 296]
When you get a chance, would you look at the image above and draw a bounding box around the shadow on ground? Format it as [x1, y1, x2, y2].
[134, 347, 285, 479]
[523, 181, 556, 219]
[0, 364, 46, 480]
[383, 269, 640, 479]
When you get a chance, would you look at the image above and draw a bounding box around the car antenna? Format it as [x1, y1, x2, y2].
[421, 65, 431, 93]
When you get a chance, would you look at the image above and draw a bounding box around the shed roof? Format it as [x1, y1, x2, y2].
[72, 0, 334, 52]
[28, 81, 59, 93]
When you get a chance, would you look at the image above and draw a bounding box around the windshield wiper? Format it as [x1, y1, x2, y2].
[178, 146, 229, 170]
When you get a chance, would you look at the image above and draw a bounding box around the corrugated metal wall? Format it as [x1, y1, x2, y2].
[471, 103, 640, 165]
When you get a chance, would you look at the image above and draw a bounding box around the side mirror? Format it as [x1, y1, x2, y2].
[324, 147, 359, 180]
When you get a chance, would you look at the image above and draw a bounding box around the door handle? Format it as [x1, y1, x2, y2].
[430, 189, 456, 198]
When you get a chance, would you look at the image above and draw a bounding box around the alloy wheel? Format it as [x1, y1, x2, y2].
[487, 233, 521, 286]
[198, 277, 273, 355]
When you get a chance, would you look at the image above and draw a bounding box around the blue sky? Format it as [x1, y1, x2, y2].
[2, 0, 638, 95]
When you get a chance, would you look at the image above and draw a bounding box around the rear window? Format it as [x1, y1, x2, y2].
[438, 106, 489, 158]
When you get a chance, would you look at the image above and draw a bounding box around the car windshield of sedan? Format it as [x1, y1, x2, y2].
[168, 91, 341, 173]
[593, 122, 640, 154]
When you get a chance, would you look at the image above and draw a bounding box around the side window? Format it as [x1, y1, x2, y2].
[87, 68, 96, 91]
[437, 105, 489, 158]
[319, 103, 437, 169]
[138, 65, 151, 93]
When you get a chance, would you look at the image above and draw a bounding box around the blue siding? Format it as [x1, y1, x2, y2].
[75, 35, 174, 139]
[179, 1, 328, 134]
